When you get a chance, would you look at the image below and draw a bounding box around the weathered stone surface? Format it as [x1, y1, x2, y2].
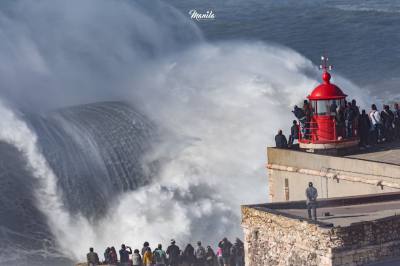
[242, 206, 400, 266]
[242, 206, 337, 266]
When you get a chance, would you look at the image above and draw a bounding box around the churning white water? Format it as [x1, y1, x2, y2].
[0, 42, 369, 261]
[0, 101, 94, 259]
[0, 0, 372, 263]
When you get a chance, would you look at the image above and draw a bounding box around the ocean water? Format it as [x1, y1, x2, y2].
[169, 0, 400, 100]
[0, 0, 398, 265]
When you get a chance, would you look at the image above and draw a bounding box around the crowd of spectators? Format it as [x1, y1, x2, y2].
[86, 237, 244, 266]
[275, 100, 400, 148]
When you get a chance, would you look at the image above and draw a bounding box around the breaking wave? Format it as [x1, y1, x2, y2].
[332, 1, 400, 14]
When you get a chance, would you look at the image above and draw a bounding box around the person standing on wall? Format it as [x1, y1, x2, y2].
[305, 182, 318, 220]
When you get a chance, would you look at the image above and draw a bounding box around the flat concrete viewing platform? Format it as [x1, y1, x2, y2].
[346, 141, 400, 166]
[246, 192, 400, 228]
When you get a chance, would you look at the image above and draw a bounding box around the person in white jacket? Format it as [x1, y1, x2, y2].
[369, 104, 383, 142]
[132, 249, 142, 266]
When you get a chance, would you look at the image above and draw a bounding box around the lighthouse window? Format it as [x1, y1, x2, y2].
[315, 100, 337, 116]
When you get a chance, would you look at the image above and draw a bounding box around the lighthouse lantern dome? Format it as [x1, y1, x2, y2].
[307, 56, 348, 117]
[308, 71, 347, 101]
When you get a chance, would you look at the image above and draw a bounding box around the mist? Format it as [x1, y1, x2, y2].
[0, 0, 202, 111]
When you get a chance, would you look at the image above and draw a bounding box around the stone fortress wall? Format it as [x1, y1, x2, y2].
[242, 194, 400, 266]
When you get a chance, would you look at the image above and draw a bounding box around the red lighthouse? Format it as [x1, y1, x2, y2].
[298, 56, 359, 154]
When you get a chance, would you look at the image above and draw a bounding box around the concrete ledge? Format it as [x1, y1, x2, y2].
[267, 147, 400, 180]
[249, 192, 400, 210]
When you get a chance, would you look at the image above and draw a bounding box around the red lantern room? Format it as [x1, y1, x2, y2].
[298, 56, 359, 154]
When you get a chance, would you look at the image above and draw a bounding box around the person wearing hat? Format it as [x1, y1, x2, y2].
[166, 239, 180, 266]
[305, 182, 318, 220]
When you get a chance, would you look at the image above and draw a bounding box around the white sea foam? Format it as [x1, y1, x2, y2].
[0, 101, 94, 259]
[333, 3, 400, 14]
[0, 41, 369, 261]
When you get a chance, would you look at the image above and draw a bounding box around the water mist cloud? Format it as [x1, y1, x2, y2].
[0, 0, 202, 110]
[109, 41, 370, 251]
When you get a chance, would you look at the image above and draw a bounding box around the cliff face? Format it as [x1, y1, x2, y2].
[242, 205, 400, 266]
[242, 206, 337, 266]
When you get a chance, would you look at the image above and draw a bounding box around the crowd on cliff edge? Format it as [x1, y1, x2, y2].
[85, 237, 245, 266]
[275, 100, 400, 148]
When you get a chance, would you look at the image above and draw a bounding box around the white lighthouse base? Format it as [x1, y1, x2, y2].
[299, 139, 359, 155]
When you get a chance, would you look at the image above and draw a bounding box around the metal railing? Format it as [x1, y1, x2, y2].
[298, 118, 357, 142]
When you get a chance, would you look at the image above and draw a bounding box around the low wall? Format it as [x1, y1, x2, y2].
[331, 216, 400, 265]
